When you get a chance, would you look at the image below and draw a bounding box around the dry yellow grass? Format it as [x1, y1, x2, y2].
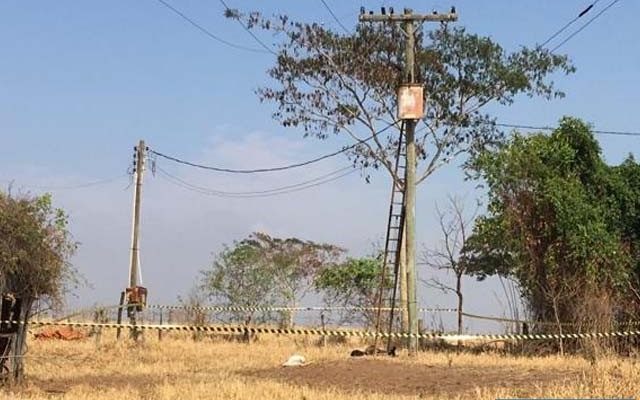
[1, 331, 638, 399]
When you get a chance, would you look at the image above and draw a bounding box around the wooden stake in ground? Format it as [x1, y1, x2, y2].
[359, 7, 458, 355]
[116, 291, 125, 340]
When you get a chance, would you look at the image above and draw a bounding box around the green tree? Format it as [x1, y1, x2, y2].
[200, 232, 343, 327]
[464, 117, 631, 329]
[314, 256, 388, 327]
[602, 155, 640, 314]
[199, 237, 278, 326]
[0, 191, 77, 381]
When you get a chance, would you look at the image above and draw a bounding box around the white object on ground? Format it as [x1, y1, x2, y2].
[282, 354, 306, 367]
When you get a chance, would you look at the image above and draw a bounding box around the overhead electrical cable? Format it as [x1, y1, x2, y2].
[495, 122, 640, 137]
[539, 0, 600, 48]
[466, 0, 618, 120]
[0, 174, 128, 191]
[320, 0, 351, 33]
[155, 0, 268, 54]
[157, 166, 357, 198]
[217, 0, 278, 56]
[158, 165, 352, 195]
[149, 120, 399, 174]
[550, 0, 621, 52]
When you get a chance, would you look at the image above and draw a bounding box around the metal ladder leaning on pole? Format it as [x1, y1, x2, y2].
[373, 123, 406, 353]
[361, 5, 458, 355]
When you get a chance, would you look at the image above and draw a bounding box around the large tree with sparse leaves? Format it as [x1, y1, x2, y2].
[226, 10, 574, 185]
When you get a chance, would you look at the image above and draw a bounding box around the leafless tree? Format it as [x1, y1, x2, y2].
[421, 195, 477, 334]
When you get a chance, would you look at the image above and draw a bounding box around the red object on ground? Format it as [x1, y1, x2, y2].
[33, 326, 86, 341]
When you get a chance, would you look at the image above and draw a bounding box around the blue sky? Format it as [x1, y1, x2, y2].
[1, 1, 638, 331]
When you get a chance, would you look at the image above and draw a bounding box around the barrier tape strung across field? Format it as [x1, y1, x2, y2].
[146, 304, 459, 313]
[148, 304, 640, 327]
[460, 312, 640, 327]
[53, 303, 144, 323]
[11, 320, 640, 342]
[52, 304, 640, 329]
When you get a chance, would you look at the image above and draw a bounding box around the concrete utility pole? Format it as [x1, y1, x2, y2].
[360, 7, 458, 354]
[129, 140, 145, 291]
[127, 140, 146, 339]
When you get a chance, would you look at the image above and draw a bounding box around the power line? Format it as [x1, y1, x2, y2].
[320, 0, 350, 34]
[0, 174, 128, 191]
[155, 0, 268, 54]
[467, 1, 617, 118]
[539, 0, 600, 48]
[157, 165, 357, 198]
[495, 122, 640, 137]
[149, 120, 399, 174]
[217, 0, 278, 56]
[551, 0, 621, 52]
[157, 165, 352, 195]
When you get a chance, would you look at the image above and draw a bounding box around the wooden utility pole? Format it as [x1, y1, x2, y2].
[403, 16, 419, 354]
[360, 7, 457, 355]
[399, 225, 408, 333]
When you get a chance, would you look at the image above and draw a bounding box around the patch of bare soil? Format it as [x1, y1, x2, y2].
[245, 358, 582, 397]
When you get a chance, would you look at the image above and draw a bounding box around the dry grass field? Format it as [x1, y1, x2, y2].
[1, 331, 639, 399]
